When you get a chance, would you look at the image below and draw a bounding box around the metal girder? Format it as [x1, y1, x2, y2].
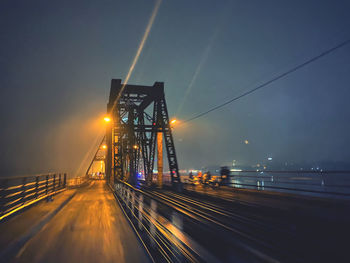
[106, 79, 181, 187]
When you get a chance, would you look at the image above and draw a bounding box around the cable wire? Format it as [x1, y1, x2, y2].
[182, 38, 350, 124]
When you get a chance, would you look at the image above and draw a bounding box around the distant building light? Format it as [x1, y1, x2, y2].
[268, 157, 273, 161]
[230, 169, 242, 172]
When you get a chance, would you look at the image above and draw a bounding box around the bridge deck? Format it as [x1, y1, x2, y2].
[0, 181, 150, 263]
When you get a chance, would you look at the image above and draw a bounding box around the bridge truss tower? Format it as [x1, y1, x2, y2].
[106, 79, 181, 188]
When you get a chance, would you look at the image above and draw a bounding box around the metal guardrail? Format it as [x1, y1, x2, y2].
[113, 181, 279, 263]
[113, 181, 214, 263]
[227, 170, 350, 197]
[0, 173, 67, 220]
[178, 170, 350, 198]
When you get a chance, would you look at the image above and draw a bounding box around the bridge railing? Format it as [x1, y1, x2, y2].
[112, 180, 214, 263]
[225, 170, 350, 198]
[175, 170, 350, 199]
[0, 173, 67, 220]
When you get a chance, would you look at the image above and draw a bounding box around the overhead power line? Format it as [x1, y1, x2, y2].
[183, 38, 350, 124]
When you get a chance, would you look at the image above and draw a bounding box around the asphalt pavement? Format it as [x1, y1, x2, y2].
[1, 180, 150, 263]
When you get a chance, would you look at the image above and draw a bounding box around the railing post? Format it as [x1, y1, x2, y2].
[0, 179, 7, 215]
[53, 174, 56, 193]
[45, 175, 49, 196]
[58, 174, 61, 189]
[63, 173, 67, 188]
[171, 211, 184, 260]
[172, 211, 183, 230]
[126, 188, 130, 209]
[150, 200, 157, 247]
[21, 177, 26, 205]
[138, 194, 143, 230]
[131, 190, 135, 214]
[35, 176, 39, 199]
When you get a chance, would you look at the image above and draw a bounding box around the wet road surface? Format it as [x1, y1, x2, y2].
[7, 180, 150, 263]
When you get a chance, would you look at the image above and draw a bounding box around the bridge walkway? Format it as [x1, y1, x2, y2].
[0, 180, 150, 263]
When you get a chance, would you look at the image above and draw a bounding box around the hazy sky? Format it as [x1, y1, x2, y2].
[1, 0, 350, 176]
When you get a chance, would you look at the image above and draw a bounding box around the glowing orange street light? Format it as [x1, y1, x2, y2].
[101, 145, 107, 149]
[104, 116, 111, 123]
[170, 119, 177, 125]
[133, 145, 139, 149]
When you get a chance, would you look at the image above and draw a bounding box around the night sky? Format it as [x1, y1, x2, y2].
[1, 0, 350, 177]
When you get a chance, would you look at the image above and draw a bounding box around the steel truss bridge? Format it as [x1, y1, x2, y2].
[1, 79, 350, 263]
[106, 79, 181, 189]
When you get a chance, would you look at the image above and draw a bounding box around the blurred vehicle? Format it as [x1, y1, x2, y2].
[202, 172, 221, 188]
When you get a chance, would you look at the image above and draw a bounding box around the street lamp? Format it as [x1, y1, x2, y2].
[170, 119, 177, 125]
[104, 116, 111, 123]
[101, 145, 107, 149]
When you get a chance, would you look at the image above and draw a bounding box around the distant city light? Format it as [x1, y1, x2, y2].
[244, 140, 249, 144]
[104, 117, 111, 122]
[268, 157, 273, 161]
[170, 119, 177, 125]
[101, 145, 107, 149]
[133, 145, 139, 149]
